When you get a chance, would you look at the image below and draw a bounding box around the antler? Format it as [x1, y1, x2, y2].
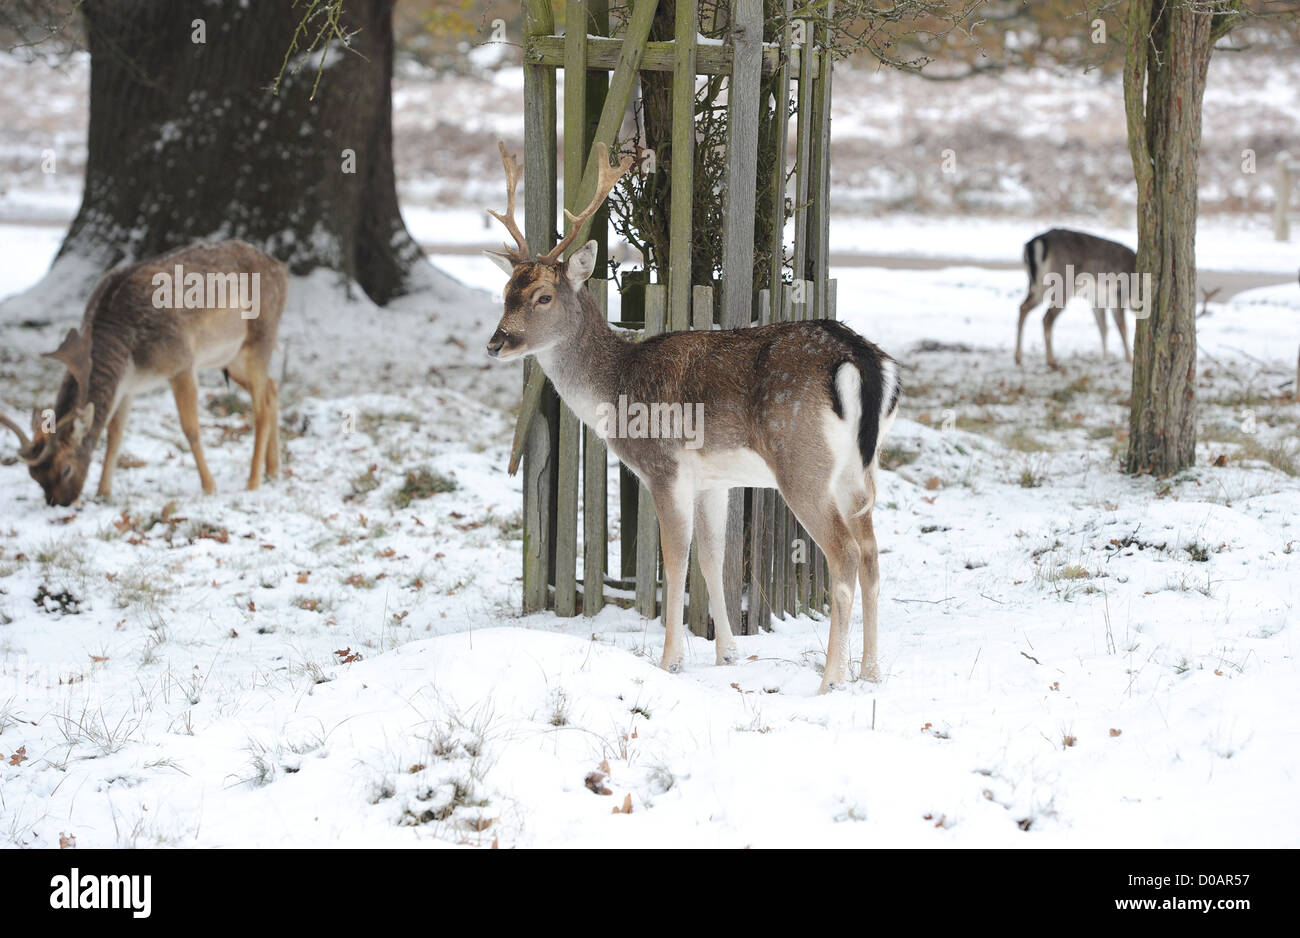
[486, 141, 530, 263]
[0, 412, 44, 464]
[539, 142, 635, 264]
[0, 413, 31, 449]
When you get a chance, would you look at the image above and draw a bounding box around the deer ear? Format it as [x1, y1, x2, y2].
[484, 251, 517, 277]
[70, 401, 95, 444]
[42, 327, 92, 395]
[565, 240, 599, 286]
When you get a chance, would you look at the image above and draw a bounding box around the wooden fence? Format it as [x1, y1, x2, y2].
[511, 0, 838, 637]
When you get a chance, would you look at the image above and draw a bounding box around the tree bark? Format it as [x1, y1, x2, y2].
[1122, 0, 1218, 476]
[60, 0, 423, 306]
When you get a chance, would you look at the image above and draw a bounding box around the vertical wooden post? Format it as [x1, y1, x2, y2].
[635, 284, 667, 619]
[1275, 154, 1293, 242]
[521, 0, 558, 614]
[686, 284, 713, 637]
[551, 1, 589, 617]
[750, 288, 774, 634]
[669, 0, 697, 333]
[583, 281, 609, 615]
[582, 0, 610, 617]
[719, 0, 764, 635]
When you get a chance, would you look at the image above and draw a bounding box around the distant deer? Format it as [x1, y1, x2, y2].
[1017, 228, 1141, 369]
[2, 240, 287, 506]
[483, 143, 900, 692]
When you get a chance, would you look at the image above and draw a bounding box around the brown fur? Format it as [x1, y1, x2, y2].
[487, 248, 899, 691]
[1018, 228, 1138, 369]
[3, 239, 287, 506]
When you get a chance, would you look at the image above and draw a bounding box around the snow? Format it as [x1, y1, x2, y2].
[1, 43, 1299, 850]
[3, 216, 1299, 847]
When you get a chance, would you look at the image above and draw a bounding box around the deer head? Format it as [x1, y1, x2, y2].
[484, 141, 633, 361]
[2, 327, 98, 506]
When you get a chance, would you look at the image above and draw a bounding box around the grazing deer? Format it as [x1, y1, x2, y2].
[1017, 228, 1141, 369]
[483, 143, 900, 692]
[1, 240, 287, 507]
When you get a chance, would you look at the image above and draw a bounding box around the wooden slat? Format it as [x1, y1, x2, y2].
[525, 35, 815, 78]
[581, 2, 610, 618]
[718, 0, 763, 637]
[792, 14, 815, 295]
[809, 13, 834, 321]
[635, 284, 667, 619]
[720, 0, 763, 331]
[566, 0, 660, 253]
[750, 287, 773, 634]
[768, 0, 793, 326]
[686, 286, 711, 637]
[552, 1, 589, 619]
[520, 0, 558, 614]
[668, 0, 696, 334]
[583, 281, 609, 616]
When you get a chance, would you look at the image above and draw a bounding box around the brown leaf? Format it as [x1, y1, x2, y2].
[9, 746, 28, 766]
[59, 832, 76, 849]
[925, 476, 942, 490]
[297, 571, 310, 584]
[1109, 728, 1122, 737]
[584, 772, 612, 796]
[613, 793, 633, 815]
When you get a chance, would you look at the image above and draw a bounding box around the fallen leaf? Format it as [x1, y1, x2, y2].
[59, 832, 76, 849]
[925, 476, 942, 490]
[9, 746, 28, 766]
[584, 772, 612, 796]
[1109, 728, 1122, 737]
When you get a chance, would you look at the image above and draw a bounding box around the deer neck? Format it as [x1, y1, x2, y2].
[55, 326, 132, 457]
[532, 286, 625, 425]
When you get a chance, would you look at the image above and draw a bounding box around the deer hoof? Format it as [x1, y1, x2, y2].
[659, 653, 684, 674]
[716, 645, 740, 666]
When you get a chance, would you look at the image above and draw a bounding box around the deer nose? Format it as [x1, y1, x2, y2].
[486, 330, 507, 358]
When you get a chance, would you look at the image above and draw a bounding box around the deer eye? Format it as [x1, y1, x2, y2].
[61, 464, 73, 481]
[537, 294, 552, 305]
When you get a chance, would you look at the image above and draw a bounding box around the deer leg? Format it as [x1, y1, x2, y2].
[264, 377, 280, 479]
[1042, 307, 1065, 370]
[171, 370, 216, 495]
[1093, 307, 1108, 359]
[1015, 293, 1037, 366]
[1115, 308, 1132, 363]
[96, 396, 132, 499]
[849, 507, 882, 683]
[651, 479, 695, 673]
[784, 486, 859, 693]
[694, 488, 739, 666]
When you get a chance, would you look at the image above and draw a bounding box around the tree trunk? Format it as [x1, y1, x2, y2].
[60, 0, 423, 306]
[1122, 0, 1217, 476]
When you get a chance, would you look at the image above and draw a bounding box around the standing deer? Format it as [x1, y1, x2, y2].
[1017, 228, 1140, 369]
[483, 143, 900, 692]
[1, 239, 287, 506]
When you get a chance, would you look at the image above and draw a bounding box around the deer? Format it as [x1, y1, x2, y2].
[1017, 228, 1143, 369]
[482, 142, 900, 693]
[1, 239, 287, 507]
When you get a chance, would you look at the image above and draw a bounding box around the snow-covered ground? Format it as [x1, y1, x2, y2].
[3, 217, 1299, 847]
